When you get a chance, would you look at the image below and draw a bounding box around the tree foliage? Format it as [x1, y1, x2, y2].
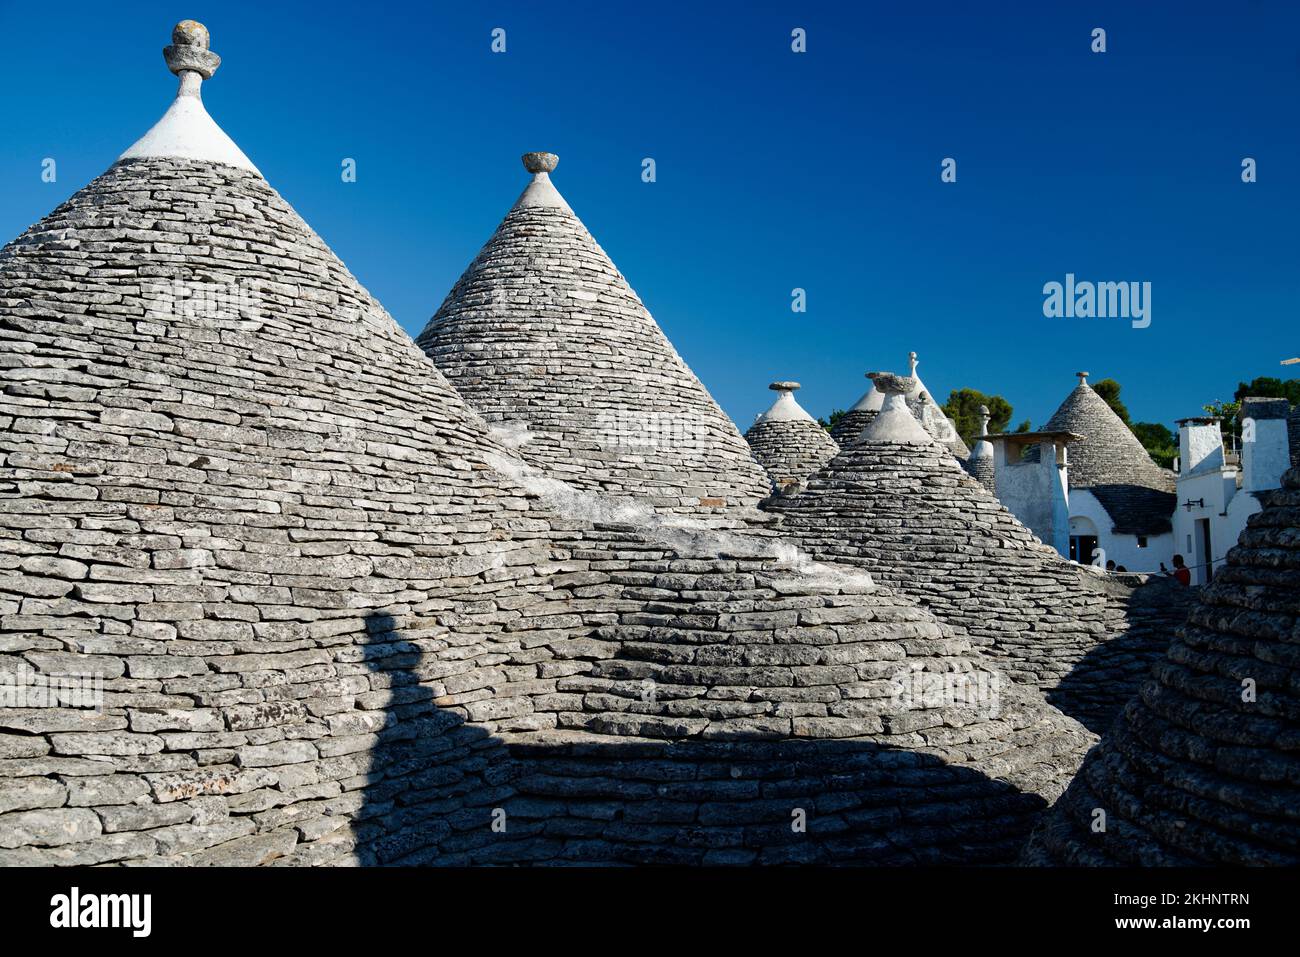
[1092, 378, 1131, 425]
[817, 409, 845, 432]
[942, 388, 1014, 447]
[1132, 421, 1177, 468]
[1233, 376, 1300, 405]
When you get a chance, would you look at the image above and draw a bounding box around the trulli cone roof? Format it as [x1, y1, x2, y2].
[765, 376, 1167, 733]
[830, 378, 881, 444]
[1026, 465, 1300, 865]
[831, 354, 967, 457]
[0, 24, 1089, 867]
[1039, 373, 1175, 534]
[744, 382, 839, 493]
[417, 154, 770, 514]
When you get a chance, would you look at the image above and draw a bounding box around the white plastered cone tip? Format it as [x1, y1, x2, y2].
[514, 152, 572, 212]
[119, 21, 260, 175]
[755, 382, 816, 425]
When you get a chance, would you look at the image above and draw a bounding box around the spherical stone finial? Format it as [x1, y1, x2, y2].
[164, 21, 221, 79]
[172, 20, 210, 49]
[522, 152, 559, 174]
[769, 381, 801, 392]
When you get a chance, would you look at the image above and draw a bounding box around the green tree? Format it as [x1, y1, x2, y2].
[942, 388, 1014, 447]
[1233, 376, 1300, 405]
[817, 409, 845, 433]
[1092, 378, 1131, 425]
[1014, 419, 1032, 433]
[1093, 377, 1174, 467]
[1132, 421, 1177, 469]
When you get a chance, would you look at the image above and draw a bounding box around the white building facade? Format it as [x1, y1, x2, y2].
[1173, 398, 1293, 584]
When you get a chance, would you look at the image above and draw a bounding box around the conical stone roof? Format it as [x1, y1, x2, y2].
[1027, 465, 1300, 865]
[744, 381, 839, 494]
[417, 153, 770, 515]
[830, 376, 882, 444]
[963, 405, 996, 491]
[1040, 372, 1175, 534]
[831, 353, 967, 458]
[765, 373, 1168, 732]
[0, 25, 1089, 866]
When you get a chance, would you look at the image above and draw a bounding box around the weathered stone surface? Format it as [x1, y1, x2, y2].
[0, 46, 1104, 868]
[0, 808, 102, 847]
[417, 157, 771, 517]
[1027, 466, 1300, 866]
[765, 438, 1180, 732]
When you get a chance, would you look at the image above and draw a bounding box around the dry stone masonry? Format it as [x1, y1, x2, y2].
[0, 21, 1102, 867]
[743, 381, 839, 495]
[1027, 465, 1300, 865]
[1038, 372, 1176, 536]
[765, 372, 1175, 733]
[417, 153, 771, 518]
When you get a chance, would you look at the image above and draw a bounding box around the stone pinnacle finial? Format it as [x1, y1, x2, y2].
[867, 371, 917, 397]
[908, 351, 919, 376]
[979, 404, 990, 435]
[1077, 371, 1090, 386]
[522, 152, 559, 174]
[769, 381, 800, 393]
[164, 20, 221, 80]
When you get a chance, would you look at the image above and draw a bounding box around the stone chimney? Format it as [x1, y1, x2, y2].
[1176, 416, 1225, 476]
[1240, 397, 1291, 492]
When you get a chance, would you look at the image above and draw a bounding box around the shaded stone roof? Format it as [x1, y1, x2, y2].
[1027, 465, 1300, 865]
[0, 24, 1092, 867]
[1037, 374, 1175, 535]
[829, 408, 877, 445]
[744, 382, 839, 493]
[1289, 405, 1300, 466]
[764, 428, 1169, 733]
[417, 154, 770, 515]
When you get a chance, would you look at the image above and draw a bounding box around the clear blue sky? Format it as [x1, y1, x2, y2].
[1, 0, 1296, 432]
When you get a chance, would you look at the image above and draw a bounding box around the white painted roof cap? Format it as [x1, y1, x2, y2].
[514, 152, 573, 212]
[119, 21, 259, 174]
[755, 381, 816, 424]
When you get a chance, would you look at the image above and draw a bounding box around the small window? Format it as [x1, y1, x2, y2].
[1137, 536, 1148, 548]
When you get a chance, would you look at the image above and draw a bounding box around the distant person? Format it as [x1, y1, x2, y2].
[1105, 560, 1116, 571]
[1160, 555, 1191, 586]
[1115, 565, 1127, 573]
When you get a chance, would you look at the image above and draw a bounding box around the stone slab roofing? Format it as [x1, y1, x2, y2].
[417, 154, 770, 516]
[1040, 373, 1175, 535]
[763, 385, 1175, 734]
[744, 382, 839, 494]
[0, 24, 1091, 866]
[1027, 465, 1300, 865]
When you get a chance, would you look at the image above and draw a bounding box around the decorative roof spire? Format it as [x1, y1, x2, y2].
[859, 371, 932, 444]
[908, 351, 919, 377]
[119, 21, 258, 173]
[1076, 371, 1090, 386]
[515, 151, 572, 211]
[754, 380, 815, 424]
[978, 404, 990, 436]
[165, 20, 221, 78]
